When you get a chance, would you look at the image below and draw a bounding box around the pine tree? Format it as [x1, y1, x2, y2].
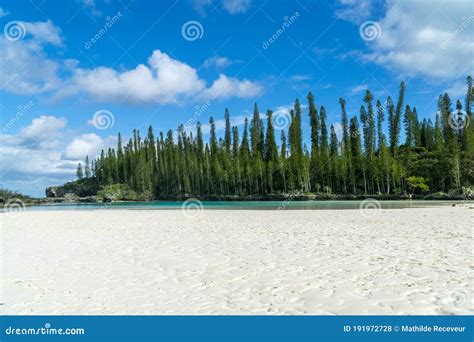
[349, 116, 363, 194]
[84, 156, 91, 178]
[85, 77, 473, 199]
[308, 92, 319, 191]
[265, 110, 278, 162]
[250, 103, 263, 157]
[224, 108, 231, 152]
[329, 125, 339, 192]
[76, 163, 84, 180]
[339, 97, 352, 194]
[319, 105, 329, 188]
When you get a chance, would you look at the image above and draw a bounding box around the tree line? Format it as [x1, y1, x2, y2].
[76, 76, 473, 199]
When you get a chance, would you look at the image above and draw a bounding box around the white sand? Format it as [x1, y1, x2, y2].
[1, 206, 472, 315]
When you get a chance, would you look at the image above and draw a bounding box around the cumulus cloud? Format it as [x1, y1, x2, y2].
[0, 22, 261, 104]
[0, 38, 62, 94]
[202, 74, 262, 100]
[0, 20, 64, 95]
[64, 133, 107, 160]
[0, 116, 70, 178]
[348, 0, 474, 80]
[20, 115, 66, 142]
[64, 133, 117, 161]
[57, 50, 206, 104]
[22, 19, 63, 47]
[0, 116, 114, 196]
[56, 50, 261, 103]
[444, 79, 470, 99]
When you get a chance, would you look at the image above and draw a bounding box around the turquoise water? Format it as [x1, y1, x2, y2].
[4, 200, 469, 211]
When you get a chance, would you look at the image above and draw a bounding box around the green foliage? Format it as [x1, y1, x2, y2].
[48, 178, 100, 198]
[97, 184, 151, 201]
[76, 163, 83, 179]
[406, 176, 430, 194]
[75, 77, 473, 199]
[0, 188, 33, 202]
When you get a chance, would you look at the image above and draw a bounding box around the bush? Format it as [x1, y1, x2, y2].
[407, 176, 429, 194]
[97, 184, 152, 201]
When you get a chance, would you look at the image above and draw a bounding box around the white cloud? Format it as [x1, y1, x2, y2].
[332, 122, 343, 140]
[290, 74, 312, 81]
[0, 20, 63, 95]
[273, 105, 294, 115]
[64, 133, 105, 160]
[191, 0, 212, 16]
[0, 116, 115, 196]
[22, 19, 63, 47]
[20, 115, 66, 143]
[222, 0, 252, 14]
[359, 0, 473, 80]
[0, 37, 62, 94]
[444, 79, 469, 99]
[202, 74, 262, 100]
[0, 26, 261, 103]
[335, 0, 373, 24]
[60, 50, 261, 103]
[202, 56, 233, 69]
[0, 116, 71, 178]
[59, 50, 206, 104]
[82, 0, 102, 17]
[0, 7, 9, 17]
[0, 19, 262, 103]
[349, 84, 367, 95]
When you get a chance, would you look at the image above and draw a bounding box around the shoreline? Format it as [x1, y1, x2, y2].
[2, 199, 472, 212]
[2, 194, 471, 208]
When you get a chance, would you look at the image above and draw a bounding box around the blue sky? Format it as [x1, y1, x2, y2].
[0, 0, 473, 196]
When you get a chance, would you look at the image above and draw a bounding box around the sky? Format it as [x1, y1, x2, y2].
[0, 0, 473, 197]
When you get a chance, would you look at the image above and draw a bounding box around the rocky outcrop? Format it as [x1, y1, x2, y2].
[45, 186, 68, 198]
[45, 179, 100, 198]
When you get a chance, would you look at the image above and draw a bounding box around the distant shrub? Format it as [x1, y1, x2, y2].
[97, 184, 152, 201]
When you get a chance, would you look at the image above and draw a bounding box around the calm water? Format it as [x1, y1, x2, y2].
[5, 200, 469, 211]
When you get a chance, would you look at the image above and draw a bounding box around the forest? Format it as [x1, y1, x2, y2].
[74, 76, 473, 200]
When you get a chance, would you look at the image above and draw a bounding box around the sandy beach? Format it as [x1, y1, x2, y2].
[1, 206, 472, 315]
